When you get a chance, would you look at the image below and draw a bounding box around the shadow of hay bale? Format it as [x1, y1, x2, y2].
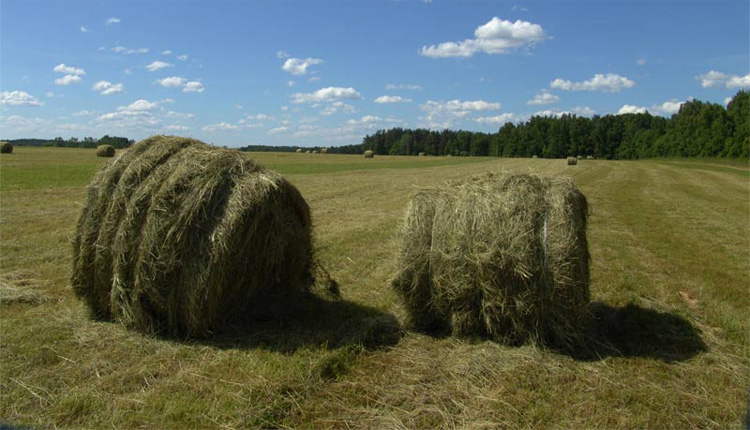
[563, 302, 707, 363]
[187, 295, 402, 353]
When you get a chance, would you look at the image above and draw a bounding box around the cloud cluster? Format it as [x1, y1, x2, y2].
[0, 91, 44, 106]
[527, 90, 560, 105]
[420, 99, 501, 128]
[420, 17, 547, 58]
[697, 70, 750, 89]
[374, 95, 412, 104]
[53, 63, 86, 86]
[146, 61, 173, 72]
[92, 81, 124, 95]
[157, 77, 205, 93]
[282, 57, 324, 76]
[291, 87, 362, 104]
[385, 83, 423, 91]
[550, 73, 635, 92]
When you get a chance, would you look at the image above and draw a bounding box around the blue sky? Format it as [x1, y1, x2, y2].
[1, 0, 748, 147]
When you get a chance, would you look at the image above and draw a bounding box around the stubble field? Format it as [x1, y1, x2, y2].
[1, 146, 748, 428]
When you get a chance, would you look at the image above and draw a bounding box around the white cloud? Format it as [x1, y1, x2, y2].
[653, 100, 684, 115]
[111, 46, 149, 55]
[420, 17, 547, 58]
[419, 99, 501, 129]
[165, 111, 195, 119]
[53, 63, 86, 76]
[535, 106, 596, 117]
[202, 122, 239, 132]
[474, 113, 520, 124]
[161, 50, 173, 55]
[106, 17, 120, 25]
[0, 91, 44, 106]
[80, 26, 91, 33]
[724, 96, 733, 106]
[697, 70, 750, 89]
[309, 76, 321, 83]
[146, 61, 173, 72]
[267, 126, 289, 135]
[177, 54, 188, 61]
[617, 104, 648, 115]
[287, 80, 296, 87]
[183, 81, 204, 93]
[636, 58, 646, 66]
[291, 87, 362, 104]
[385, 83, 423, 91]
[92, 80, 124, 95]
[282, 57, 324, 76]
[277, 51, 290, 59]
[157, 76, 186, 87]
[72, 110, 93, 116]
[164, 124, 191, 131]
[320, 101, 356, 116]
[247, 113, 272, 121]
[550, 73, 636, 92]
[120, 99, 159, 111]
[45, 92, 55, 98]
[527, 90, 560, 105]
[55, 75, 82, 85]
[374, 95, 412, 104]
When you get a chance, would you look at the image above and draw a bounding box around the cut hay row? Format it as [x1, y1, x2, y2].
[72, 135, 317, 337]
[391, 172, 590, 348]
[96, 144, 116, 157]
[0, 142, 12, 154]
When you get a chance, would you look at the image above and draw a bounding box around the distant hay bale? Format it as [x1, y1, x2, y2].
[532, 155, 539, 159]
[391, 172, 590, 348]
[71, 135, 317, 337]
[0, 142, 12, 154]
[567, 157, 578, 165]
[586, 155, 594, 160]
[96, 145, 116, 157]
[321, 148, 329, 154]
[312, 149, 319, 154]
[296, 148, 302, 153]
[419, 152, 427, 157]
[305, 150, 311, 154]
[576, 155, 583, 160]
[364, 150, 374, 158]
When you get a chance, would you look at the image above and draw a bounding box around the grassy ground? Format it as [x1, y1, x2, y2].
[1, 146, 748, 428]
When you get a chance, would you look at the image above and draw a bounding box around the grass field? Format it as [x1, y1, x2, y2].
[1, 146, 748, 428]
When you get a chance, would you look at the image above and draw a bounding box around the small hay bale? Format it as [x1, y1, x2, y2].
[419, 152, 427, 157]
[0, 142, 12, 154]
[305, 150, 311, 154]
[532, 155, 539, 159]
[96, 145, 116, 157]
[586, 155, 594, 160]
[391, 172, 590, 348]
[321, 148, 328, 154]
[72, 135, 317, 337]
[364, 150, 374, 159]
[296, 148, 302, 153]
[576, 155, 583, 160]
[567, 157, 578, 165]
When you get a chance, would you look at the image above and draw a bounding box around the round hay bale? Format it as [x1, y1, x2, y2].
[576, 155, 583, 160]
[567, 156, 578, 166]
[305, 150, 311, 154]
[418, 152, 427, 157]
[71, 135, 317, 337]
[96, 144, 116, 157]
[0, 142, 12, 154]
[296, 148, 302, 153]
[364, 150, 374, 159]
[391, 172, 590, 348]
[321, 148, 328, 154]
[532, 155, 539, 159]
[586, 155, 594, 160]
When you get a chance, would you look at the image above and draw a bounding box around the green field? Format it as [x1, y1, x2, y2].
[1, 146, 748, 428]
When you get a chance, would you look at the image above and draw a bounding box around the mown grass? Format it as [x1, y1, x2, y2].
[1, 147, 748, 428]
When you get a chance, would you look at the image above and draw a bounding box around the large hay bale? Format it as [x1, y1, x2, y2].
[72, 135, 316, 337]
[567, 156, 578, 165]
[0, 142, 12, 154]
[96, 144, 116, 157]
[391, 173, 590, 348]
[364, 150, 374, 159]
[296, 148, 303, 153]
[321, 148, 328, 154]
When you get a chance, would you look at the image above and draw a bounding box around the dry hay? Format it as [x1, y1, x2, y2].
[296, 148, 303, 153]
[0, 270, 49, 305]
[306, 150, 312, 154]
[72, 135, 321, 337]
[577, 155, 583, 160]
[532, 155, 539, 159]
[567, 157, 578, 165]
[418, 152, 427, 157]
[96, 145, 116, 157]
[391, 172, 590, 348]
[0, 142, 12, 154]
[364, 150, 374, 159]
[321, 148, 329, 154]
[586, 155, 594, 160]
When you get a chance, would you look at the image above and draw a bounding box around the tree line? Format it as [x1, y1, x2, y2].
[343, 91, 748, 159]
[5, 135, 134, 149]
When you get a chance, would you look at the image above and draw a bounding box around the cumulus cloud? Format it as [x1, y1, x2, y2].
[267, 126, 289, 135]
[653, 100, 685, 115]
[120, 99, 159, 111]
[320, 101, 357, 116]
[183, 81, 204, 93]
[385, 83, 423, 91]
[534, 106, 596, 118]
[281, 57, 324, 76]
[164, 124, 191, 131]
[177, 54, 188, 61]
[420, 17, 547, 58]
[92, 80, 124, 95]
[697, 70, 750, 89]
[202, 122, 240, 132]
[419, 99, 501, 129]
[165, 111, 195, 119]
[550, 73, 635, 92]
[161, 50, 172, 55]
[156, 77, 205, 92]
[53, 63, 86, 76]
[617, 104, 648, 115]
[527, 90, 560, 105]
[473, 113, 520, 124]
[55, 75, 82, 85]
[277, 51, 290, 59]
[80, 26, 91, 33]
[146, 61, 173, 72]
[106, 17, 120, 25]
[0, 91, 44, 106]
[111, 46, 149, 55]
[157, 76, 186, 87]
[374, 95, 412, 104]
[291, 87, 362, 104]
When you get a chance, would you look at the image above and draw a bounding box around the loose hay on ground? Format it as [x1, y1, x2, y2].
[72, 135, 320, 337]
[391, 172, 590, 348]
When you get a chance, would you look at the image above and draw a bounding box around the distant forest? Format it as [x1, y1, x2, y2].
[4, 92, 747, 159]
